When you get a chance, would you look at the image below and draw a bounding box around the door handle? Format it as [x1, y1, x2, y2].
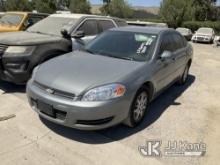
[172, 57, 177, 61]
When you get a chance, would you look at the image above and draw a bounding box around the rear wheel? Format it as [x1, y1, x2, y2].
[124, 88, 149, 127]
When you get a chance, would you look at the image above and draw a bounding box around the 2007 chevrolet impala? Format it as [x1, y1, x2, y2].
[27, 26, 193, 130]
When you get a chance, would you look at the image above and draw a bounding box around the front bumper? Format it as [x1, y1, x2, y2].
[192, 36, 212, 43]
[0, 55, 31, 84]
[26, 80, 131, 130]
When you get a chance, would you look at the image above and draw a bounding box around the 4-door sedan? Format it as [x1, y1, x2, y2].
[27, 27, 193, 130]
[176, 27, 193, 41]
[192, 27, 215, 43]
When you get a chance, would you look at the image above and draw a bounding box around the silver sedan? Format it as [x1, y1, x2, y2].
[27, 26, 193, 130]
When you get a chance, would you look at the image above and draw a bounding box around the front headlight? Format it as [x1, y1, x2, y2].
[81, 84, 126, 101]
[5, 46, 35, 54]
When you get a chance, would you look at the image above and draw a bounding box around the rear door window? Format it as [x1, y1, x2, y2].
[98, 20, 115, 32]
[77, 20, 99, 36]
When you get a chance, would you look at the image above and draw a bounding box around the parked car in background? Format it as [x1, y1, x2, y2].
[214, 36, 220, 46]
[0, 12, 4, 18]
[0, 14, 127, 84]
[0, 12, 48, 32]
[27, 27, 193, 130]
[192, 27, 215, 43]
[176, 27, 193, 41]
[127, 21, 168, 28]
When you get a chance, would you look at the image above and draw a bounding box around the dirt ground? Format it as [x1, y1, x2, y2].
[0, 43, 219, 165]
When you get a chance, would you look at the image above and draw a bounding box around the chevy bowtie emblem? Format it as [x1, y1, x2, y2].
[46, 88, 54, 94]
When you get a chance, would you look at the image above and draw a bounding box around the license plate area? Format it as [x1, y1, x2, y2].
[37, 100, 55, 117]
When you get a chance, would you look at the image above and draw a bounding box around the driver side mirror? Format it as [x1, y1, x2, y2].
[160, 51, 172, 61]
[61, 28, 70, 38]
[72, 30, 85, 39]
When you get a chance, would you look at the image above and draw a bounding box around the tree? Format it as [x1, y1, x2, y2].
[5, 0, 32, 11]
[159, 0, 218, 27]
[160, 0, 188, 27]
[57, 0, 70, 10]
[69, 0, 91, 14]
[0, 0, 5, 11]
[192, 0, 217, 21]
[100, 0, 133, 18]
[31, 0, 57, 13]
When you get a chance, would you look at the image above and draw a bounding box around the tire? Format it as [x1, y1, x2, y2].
[177, 64, 190, 85]
[124, 88, 149, 128]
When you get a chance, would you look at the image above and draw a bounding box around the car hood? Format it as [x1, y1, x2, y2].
[34, 51, 145, 96]
[194, 33, 212, 37]
[0, 24, 19, 32]
[0, 31, 62, 45]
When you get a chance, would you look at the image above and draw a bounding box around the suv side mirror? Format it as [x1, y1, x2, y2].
[61, 28, 70, 38]
[72, 31, 85, 39]
[160, 51, 172, 61]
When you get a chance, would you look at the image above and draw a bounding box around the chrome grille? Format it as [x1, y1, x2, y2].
[33, 81, 76, 100]
[0, 44, 8, 57]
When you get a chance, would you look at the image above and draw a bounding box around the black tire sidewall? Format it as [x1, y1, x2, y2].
[129, 88, 149, 127]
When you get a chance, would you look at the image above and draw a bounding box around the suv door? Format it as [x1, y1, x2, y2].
[72, 19, 99, 50]
[98, 20, 115, 32]
[154, 33, 177, 92]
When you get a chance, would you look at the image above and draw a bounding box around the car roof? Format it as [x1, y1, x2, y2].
[50, 13, 114, 19]
[110, 26, 171, 35]
[6, 11, 48, 15]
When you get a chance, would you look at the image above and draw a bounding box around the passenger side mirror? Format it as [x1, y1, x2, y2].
[72, 31, 85, 39]
[160, 51, 172, 61]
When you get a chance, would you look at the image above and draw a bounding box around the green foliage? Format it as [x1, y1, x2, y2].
[160, 0, 188, 28]
[182, 21, 220, 34]
[69, 0, 91, 14]
[31, 0, 57, 13]
[160, 0, 219, 28]
[100, 0, 133, 18]
[5, 0, 32, 11]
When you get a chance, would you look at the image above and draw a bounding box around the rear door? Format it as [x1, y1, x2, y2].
[171, 33, 188, 78]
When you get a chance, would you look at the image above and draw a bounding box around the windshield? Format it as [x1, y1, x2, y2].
[0, 13, 24, 26]
[197, 28, 212, 34]
[85, 31, 157, 62]
[176, 28, 188, 34]
[27, 16, 78, 36]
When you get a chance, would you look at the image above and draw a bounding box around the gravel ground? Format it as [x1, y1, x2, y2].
[0, 43, 219, 165]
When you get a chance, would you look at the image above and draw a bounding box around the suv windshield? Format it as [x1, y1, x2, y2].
[27, 16, 77, 36]
[0, 14, 24, 25]
[85, 31, 157, 62]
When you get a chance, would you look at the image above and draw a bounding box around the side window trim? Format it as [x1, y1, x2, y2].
[98, 19, 116, 32]
[73, 18, 117, 35]
[76, 19, 99, 36]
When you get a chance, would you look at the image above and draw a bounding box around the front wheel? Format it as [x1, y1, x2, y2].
[124, 88, 149, 127]
[177, 64, 190, 85]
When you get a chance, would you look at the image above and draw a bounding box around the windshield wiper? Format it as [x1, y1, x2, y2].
[104, 54, 134, 61]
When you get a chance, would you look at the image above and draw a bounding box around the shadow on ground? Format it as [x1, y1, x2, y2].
[40, 75, 196, 144]
[0, 81, 26, 94]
